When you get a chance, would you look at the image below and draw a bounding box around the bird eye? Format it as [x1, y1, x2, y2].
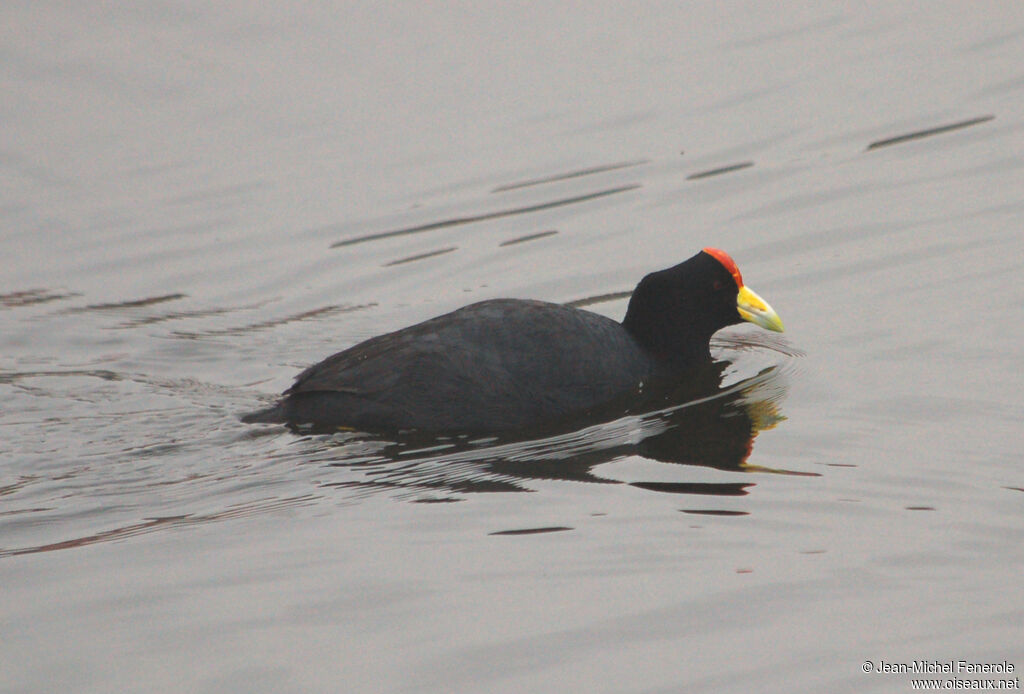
[713, 280, 724, 291]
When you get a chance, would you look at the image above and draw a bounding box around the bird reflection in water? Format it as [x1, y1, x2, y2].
[311, 360, 811, 502]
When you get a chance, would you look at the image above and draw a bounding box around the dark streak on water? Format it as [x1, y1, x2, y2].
[115, 302, 266, 329]
[489, 526, 575, 536]
[171, 303, 376, 338]
[0, 369, 123, 385]
[491, 159, 648, 193]
[499, 230, 559, 246]
[384, 247, 458, 266]
[629, 481, 754, 496]
[865, 115, 995, 150]
[686, 161, 755, 180]
[563, 290, 634, 309]
[0, 289, 82, 307]
[328, 185, 641, 248]
[72, 293, 188, 311]
[0, 495, 319, 558]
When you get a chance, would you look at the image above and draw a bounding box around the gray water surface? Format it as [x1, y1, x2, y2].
[3, 3, 1023, 693]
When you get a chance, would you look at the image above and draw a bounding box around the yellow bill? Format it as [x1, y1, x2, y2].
[737, 285, 784, 332]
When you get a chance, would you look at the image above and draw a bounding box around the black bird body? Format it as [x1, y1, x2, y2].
[275, 299, 652, 432]
[243, 249, 783, 433]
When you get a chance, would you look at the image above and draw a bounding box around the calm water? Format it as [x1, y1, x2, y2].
[3, 3, 1023, 693]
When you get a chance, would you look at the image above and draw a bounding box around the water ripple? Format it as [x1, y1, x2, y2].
[491, 159, 648, 193]
[328, 184, 641, 248]
[865, 115, 995, 151]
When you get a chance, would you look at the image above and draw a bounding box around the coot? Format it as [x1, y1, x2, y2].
[243, 248, 783, 433]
